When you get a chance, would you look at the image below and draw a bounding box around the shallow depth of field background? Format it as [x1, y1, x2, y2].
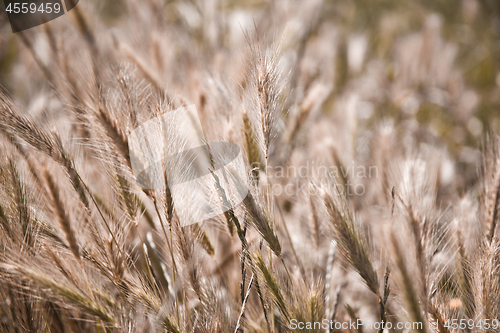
[1, 0, 500, 188]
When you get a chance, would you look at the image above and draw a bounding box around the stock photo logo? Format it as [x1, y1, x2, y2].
[3, 0, 79, 32]
[128, 105, 248, 227]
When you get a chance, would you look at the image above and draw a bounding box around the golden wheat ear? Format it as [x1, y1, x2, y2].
[45, 170, 81, 262]
[482, 134, 500, 244]
[321, 181, 380, 296]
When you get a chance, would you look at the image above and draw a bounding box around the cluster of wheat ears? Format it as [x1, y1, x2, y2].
[0, 0, 499, 332]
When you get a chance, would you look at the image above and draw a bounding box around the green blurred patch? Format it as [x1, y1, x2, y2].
[416, 102, 447, 125]
[93, 0, 128, 24]
[476, 100, 500, 133]
[221, 0, 268, 11]
[0, 35, 19, 91]
[417, 102, 464, 148]
[466, 53, 496, 89]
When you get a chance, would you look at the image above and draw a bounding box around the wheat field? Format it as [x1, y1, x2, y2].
[0, 0, 500, 332]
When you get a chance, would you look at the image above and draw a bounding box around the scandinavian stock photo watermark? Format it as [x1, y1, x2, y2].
[128, 105, 248, 227]
[289, 318, 500, 331]
[290, 318, 425, 331]
[128, 104, 377, 227]
[251, 160, 378, 197]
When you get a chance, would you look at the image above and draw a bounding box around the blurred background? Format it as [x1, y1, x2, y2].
[1, 0, 500, 190]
